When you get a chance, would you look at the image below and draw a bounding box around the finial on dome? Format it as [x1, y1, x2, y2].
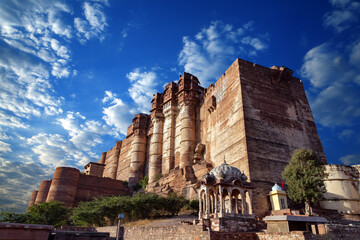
[223, 156, 227, 164]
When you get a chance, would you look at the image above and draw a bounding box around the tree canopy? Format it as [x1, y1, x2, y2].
[282, 148, 327, 215]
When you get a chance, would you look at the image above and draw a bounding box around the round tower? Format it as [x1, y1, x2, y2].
[35, 180, 52, 204]
[28, 190, 38, 208]
[46, 167, 80, 207]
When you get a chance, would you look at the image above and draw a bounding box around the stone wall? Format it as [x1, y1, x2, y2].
[97, 225, 209, 240]
[95, 224, 360, 240]
[29, 167, 127, 208]
[237, 59, 326, 217]
[0, 223, 53, 240]
[320, 164, 360, 213]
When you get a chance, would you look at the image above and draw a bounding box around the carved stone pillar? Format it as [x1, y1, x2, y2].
[199, 190, 203, 220]
[148, 113, 164, 183]
[219, 186, 224, 218]
[248, 190, 254, 215]
[229, 191, 233, 216]
[214, 188, 218, 218]
[205, 187, 210, 219]
[235, 194, 239, 214]
[241, 189, 247, 215]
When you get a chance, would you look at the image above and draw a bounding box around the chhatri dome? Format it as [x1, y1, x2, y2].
[271, 183, 283, 191]
[208, 160, 247, 182]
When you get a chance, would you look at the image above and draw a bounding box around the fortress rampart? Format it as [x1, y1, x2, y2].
[29, 167, 127, 208]
[29, 58, 327, 216]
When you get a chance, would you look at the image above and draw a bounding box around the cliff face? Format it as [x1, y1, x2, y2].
[30, 58, 326, 217]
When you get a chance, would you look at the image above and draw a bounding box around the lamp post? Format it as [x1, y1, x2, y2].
[116, 213, 125, 240]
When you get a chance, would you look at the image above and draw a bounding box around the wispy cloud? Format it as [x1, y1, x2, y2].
[127, 68, 159, 113]
[323, 0, 360, 32]
[102, 91, 136, 136]
[0, 0, 112, 212]
[300, 22, 360, 127]
[340, 153, 360, 165]
[26, 133, 95, 168]
[57, 111, 115, 152]
[178, 20, 268, 86]
[74, 1, 108, 43]
[0, 159, 53, 211]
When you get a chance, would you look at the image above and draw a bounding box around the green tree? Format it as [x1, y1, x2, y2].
[26, 201, 70, 227]
[282, 149, 327, 215]
[0, 209, 27, 223]
[162, 192, 189, 216]
[98, 196, 132, 225]
[70, 200, 104, 227]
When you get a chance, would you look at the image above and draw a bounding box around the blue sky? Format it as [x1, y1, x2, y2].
[0, 0, 359, 211]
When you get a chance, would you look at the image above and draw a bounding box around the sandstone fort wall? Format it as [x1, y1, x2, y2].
[30, 58, 326, 216]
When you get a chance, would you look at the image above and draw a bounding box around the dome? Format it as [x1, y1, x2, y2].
[209, 161, 247, 181]
[271, 183, 283, 191]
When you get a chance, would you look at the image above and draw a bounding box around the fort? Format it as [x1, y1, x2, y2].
[29, 58, 334, 217]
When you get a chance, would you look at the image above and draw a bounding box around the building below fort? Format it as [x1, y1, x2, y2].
[29, 58, 329, 217]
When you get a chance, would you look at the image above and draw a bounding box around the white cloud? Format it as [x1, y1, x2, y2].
[0, 132, 12, 141]
[127, 69, 158, 113]
[340, 154, 360, 165]
[51, 59, 70, 78]
[300, 40, 360, 127]
[74, 2, 108, 43]
[323, 0, 360, 32]
[57, 111, 114, 151]
[0, 0, 78, 130]
[301, 43, 357, 88]
[178, 21, 268, 86]
[339, 129, 354, 140]
[0, 159, 53, 212]
[0, 110, 29, 129]
[0, 141, 12, 153]
[27, 133, 93, 168]
[102, 91, 135, 136]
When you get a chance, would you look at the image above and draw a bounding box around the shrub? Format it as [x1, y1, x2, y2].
[0, 209, 27, 223]
[26, 201, 70, 227]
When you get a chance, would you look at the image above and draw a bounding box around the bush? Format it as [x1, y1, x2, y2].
[69, 192, 191, 227]
[155, 173, 163, 181]
[26, 201, 70, 227]
[130, 193, 161, 220]
[133, 176, 149, 191]
[0, 209, 27, 223]
[162, 192, 189, 216]
[189, 199, 199, 212]
[70, 200, 104, 227]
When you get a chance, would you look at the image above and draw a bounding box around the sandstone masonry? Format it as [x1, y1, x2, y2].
[29, 58, 326, 216]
